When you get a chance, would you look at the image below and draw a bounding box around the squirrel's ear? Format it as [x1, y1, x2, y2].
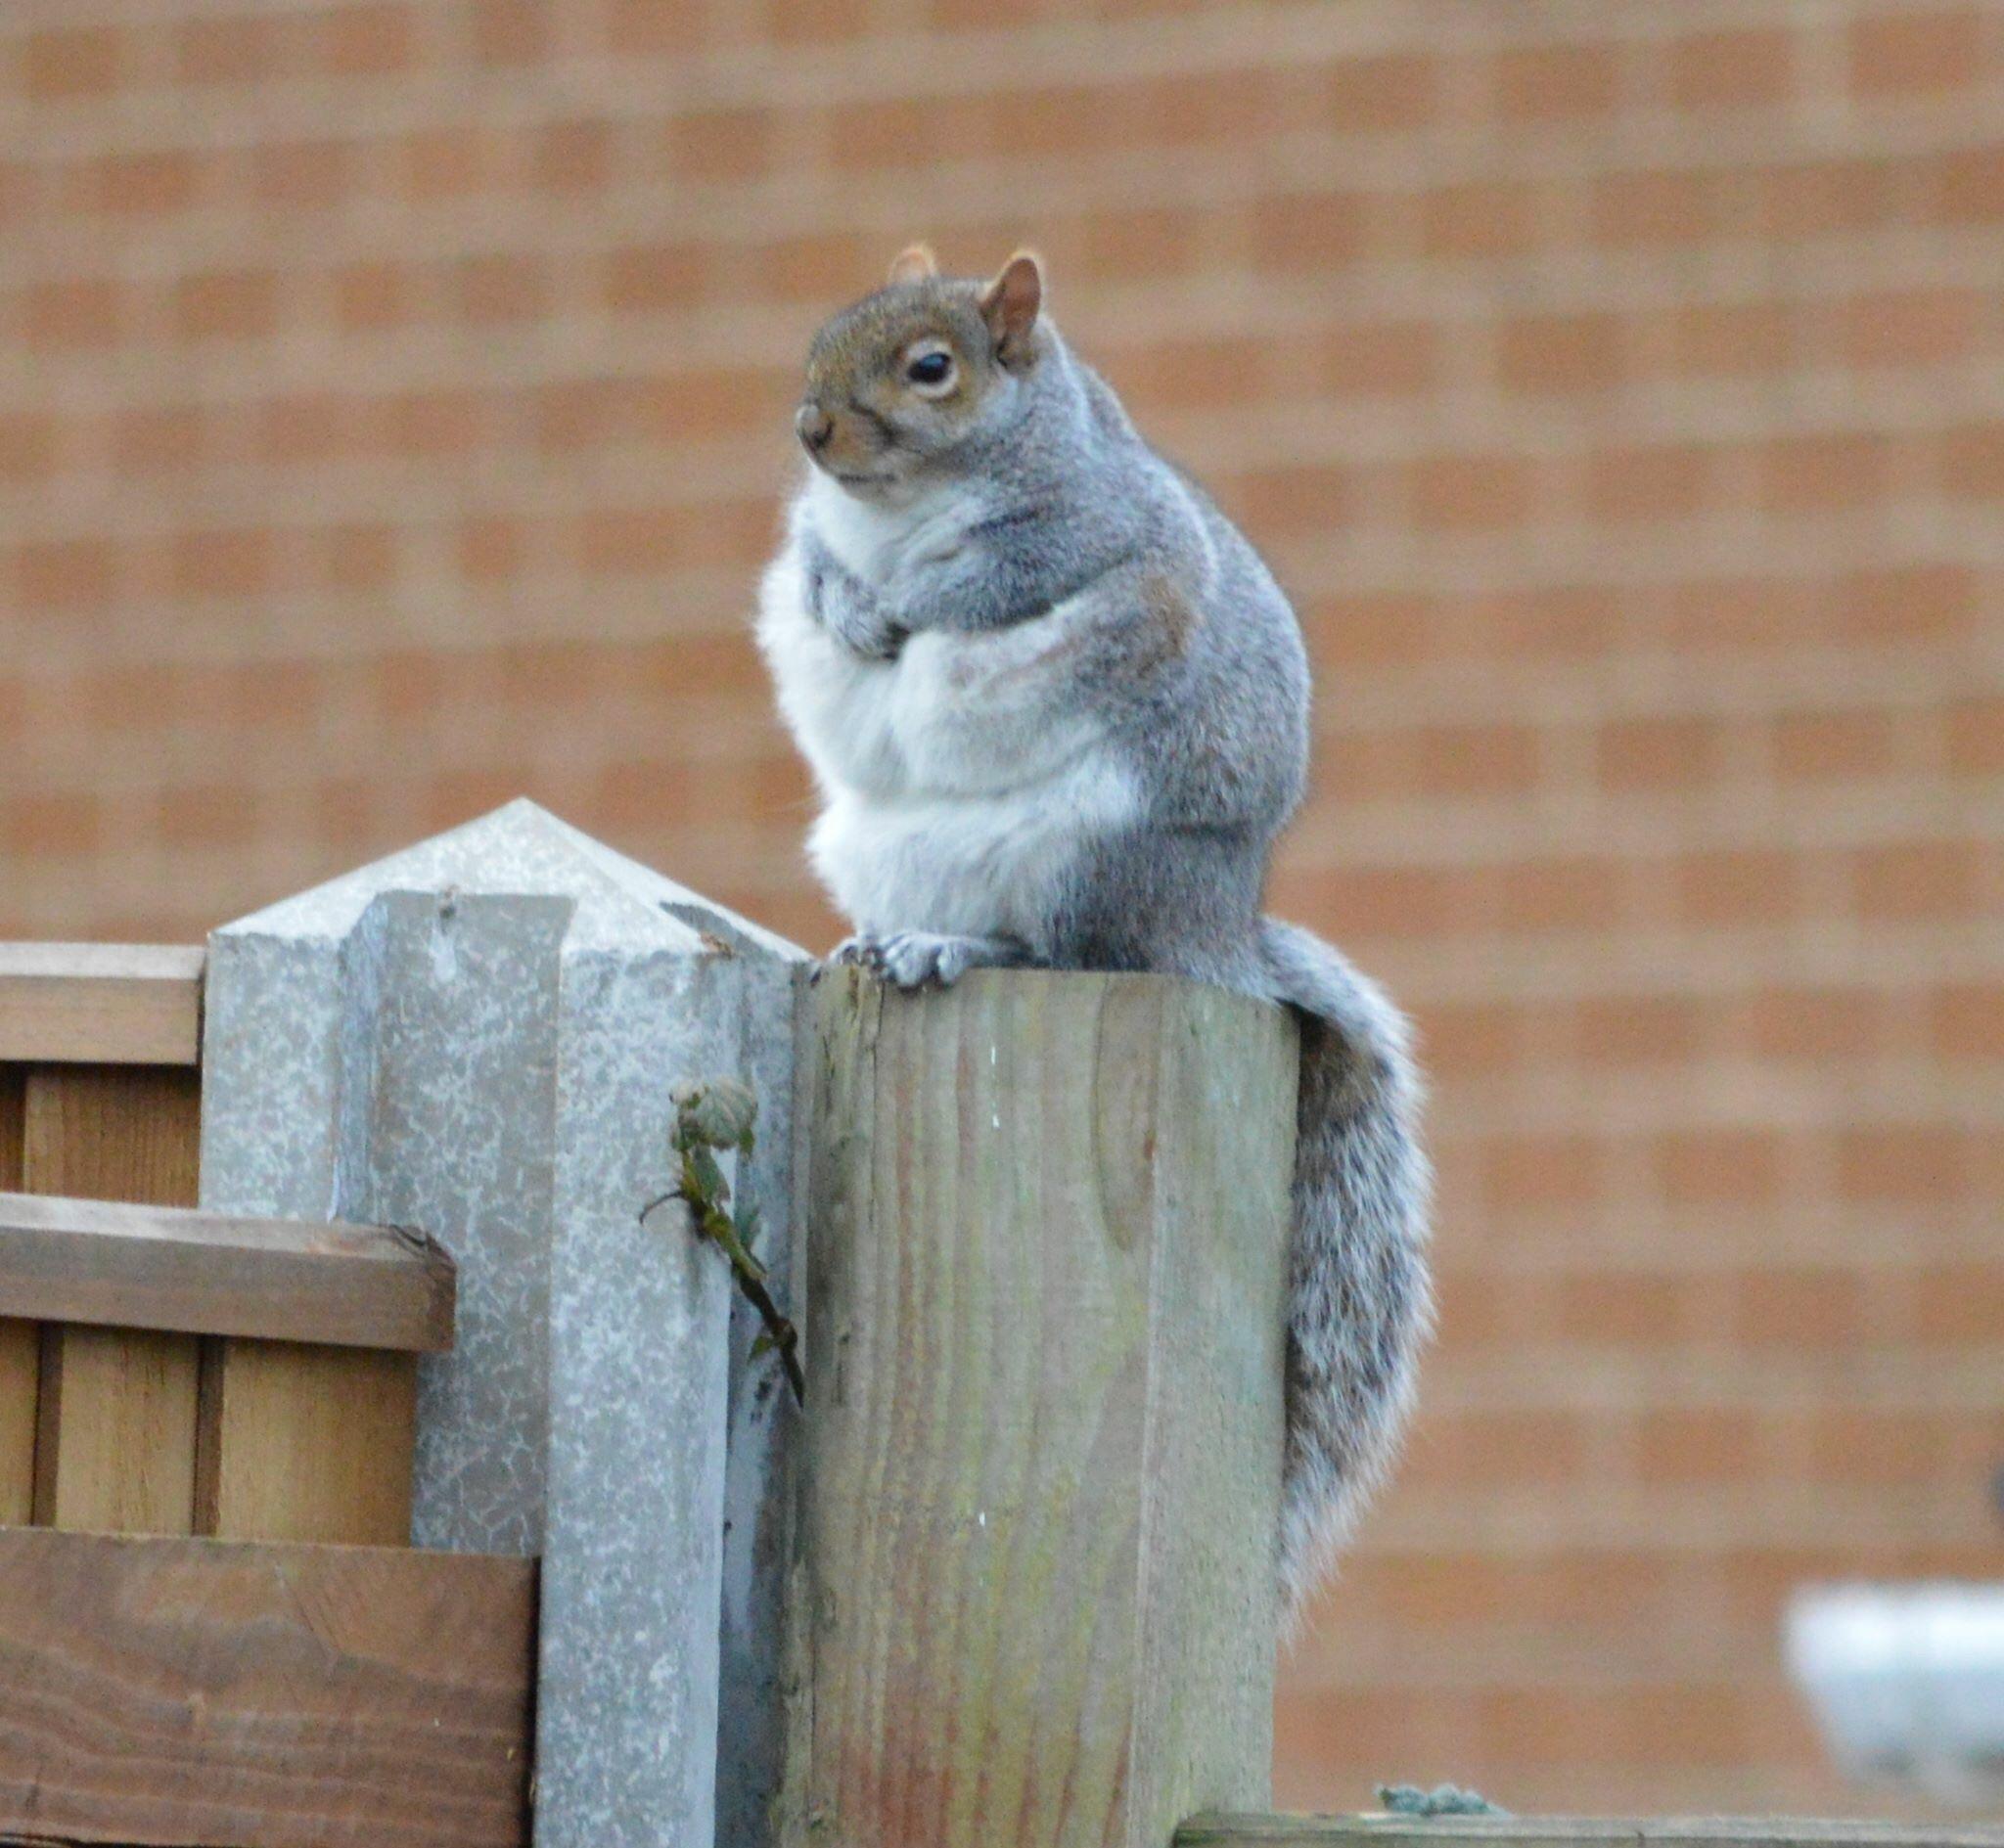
[887, 243, 938, 285]
[979, 250, 1043, 366]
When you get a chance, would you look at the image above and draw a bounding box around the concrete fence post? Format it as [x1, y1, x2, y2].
[784, 967, 1298, 1848]
[196, 801, 809, 1848]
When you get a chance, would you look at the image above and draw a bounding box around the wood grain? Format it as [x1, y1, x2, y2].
[1177, 1821, 2004, 1848]
[0, 1526, 534, 1848]
[0, 1191, 454, 1350]
[198, 1339, 418, 1545]
[0, 944, 204, 1065]
[0, 1071, 29, 1524]
[23, 1065, 203, 1534]
[786, 969, 1298, 1848]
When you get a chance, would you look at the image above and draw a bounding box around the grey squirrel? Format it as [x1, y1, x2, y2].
[756, 244, 1433, 1617]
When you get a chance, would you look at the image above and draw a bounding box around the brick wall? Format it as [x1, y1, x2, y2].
[4, 0, 2001, 1818]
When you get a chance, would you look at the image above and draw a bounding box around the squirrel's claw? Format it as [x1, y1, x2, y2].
[829, 931, 981, 989]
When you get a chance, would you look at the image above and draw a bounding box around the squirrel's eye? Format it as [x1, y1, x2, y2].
[906, 350, 954, 388]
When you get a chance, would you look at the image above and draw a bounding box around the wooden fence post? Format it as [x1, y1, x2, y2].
[785, 968, 1298, 1848]
[196, 801, 809, 1848]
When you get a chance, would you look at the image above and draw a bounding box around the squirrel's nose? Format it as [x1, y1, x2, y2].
[796, 401, 833, 453]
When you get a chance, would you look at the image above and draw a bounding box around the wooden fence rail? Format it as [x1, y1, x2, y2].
[1178, 1822, 2004, 1848]
[0, 1192, 454, 1350]
[0, 942, 203, 1064]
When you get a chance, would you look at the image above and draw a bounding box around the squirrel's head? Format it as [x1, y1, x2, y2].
[795, 245, 1044, 495]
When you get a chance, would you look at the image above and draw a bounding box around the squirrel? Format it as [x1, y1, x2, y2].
[756, 243, 1433, 1618]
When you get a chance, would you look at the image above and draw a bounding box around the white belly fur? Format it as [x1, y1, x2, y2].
[757, 534, 1140, 946]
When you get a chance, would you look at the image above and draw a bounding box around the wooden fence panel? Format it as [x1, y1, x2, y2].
[23, 1065, 203, 1534]
[0, 1526, 534, 1848]
[198, 1340, 418, 1545]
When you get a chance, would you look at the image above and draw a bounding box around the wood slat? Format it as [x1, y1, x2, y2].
[0, 1525, 534, 1848]
[1178, 1822, 2004, 1848]
[0, 1192, 455, 1351]
[23, 1066, 203, 1534]
[0, 945, 203, 1065]
[197, 1340, 418, 1545]
[0, 1075, 28, 1525]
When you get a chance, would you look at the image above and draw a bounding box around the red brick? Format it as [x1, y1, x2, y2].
[452, 254, 549, 324]
[1909, 1263, 2004, 1340]
[1411, 453, 1537, 529]
[1417, 1001, 1526, 1081]
[1759, 158, 1906, 238]
[1576, 994, 1703, 1066]
[1941, 422, 2004, 498]
[159, 785, 259, 851]
[1, 792, 102, 856]
[1926, 982, 2004, 1059]
[1669, 300, 1795, 376]
[1658, 1127, 1785, 1206]
[1832, 563, 1975, 640]
[1946, 695, 2004, 774]
[1930, 146, 2004, 223]
[322, 4, 416, 74]
[1586, 443, 1715, 522]
[1755, 431, 1893, 511]
[1595, 715, 1723, 790]
[79, 152, 200, 216]
[1313, 319, 1437, 396]
[602, 0, 705, 54]
[1847, 8, 1985, 95]
[1668, 29, 1793, 110]
[176, 16, 288, 84]
[1840, 287, 1981, 367]
[470, 1, 548, 65]
[17, 539, 117, 612]
[1317, 51, 1438, 131]
[1673, 849, 1805, 928]
[252, 140, 356, 209]
[170, 529, 275, 600]
[604, 243, 707, 315]
[1838, 1126, 1976, 1203]
[172, 269, 280, 341]
[1850, 839, 1981, 922]
[1594, 167, 1729, 248]
[533, 119, 615, 193]
[1771, 708, 1898, 782]
[1494, 43, 1620, 122]
[22, 28, 122, 100]
[1422, 180, 1539, 258]
[24, 278, 125, 349]
[0, 413, 56, 481]
[332, 259, 417, 332]
[1252, 191, 1366, 272]
[665, 107, 775, 184]
[1637, 1408, 1761, 1482]
[1495, 854, 1623, 931]
[1484, 1132, 1606, 1212]
[1729, 1268, 1868, 1348]
[1072, 205, 1203, 281]
[1498, 311, 1624, 395]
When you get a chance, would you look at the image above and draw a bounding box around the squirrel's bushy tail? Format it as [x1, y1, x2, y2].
[1257, 918, 1434, 1621]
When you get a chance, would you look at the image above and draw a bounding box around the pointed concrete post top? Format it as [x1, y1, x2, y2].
[216, 799, 808, 962]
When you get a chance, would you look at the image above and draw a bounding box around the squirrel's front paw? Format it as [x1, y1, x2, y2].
[830, 931, 983, 989]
